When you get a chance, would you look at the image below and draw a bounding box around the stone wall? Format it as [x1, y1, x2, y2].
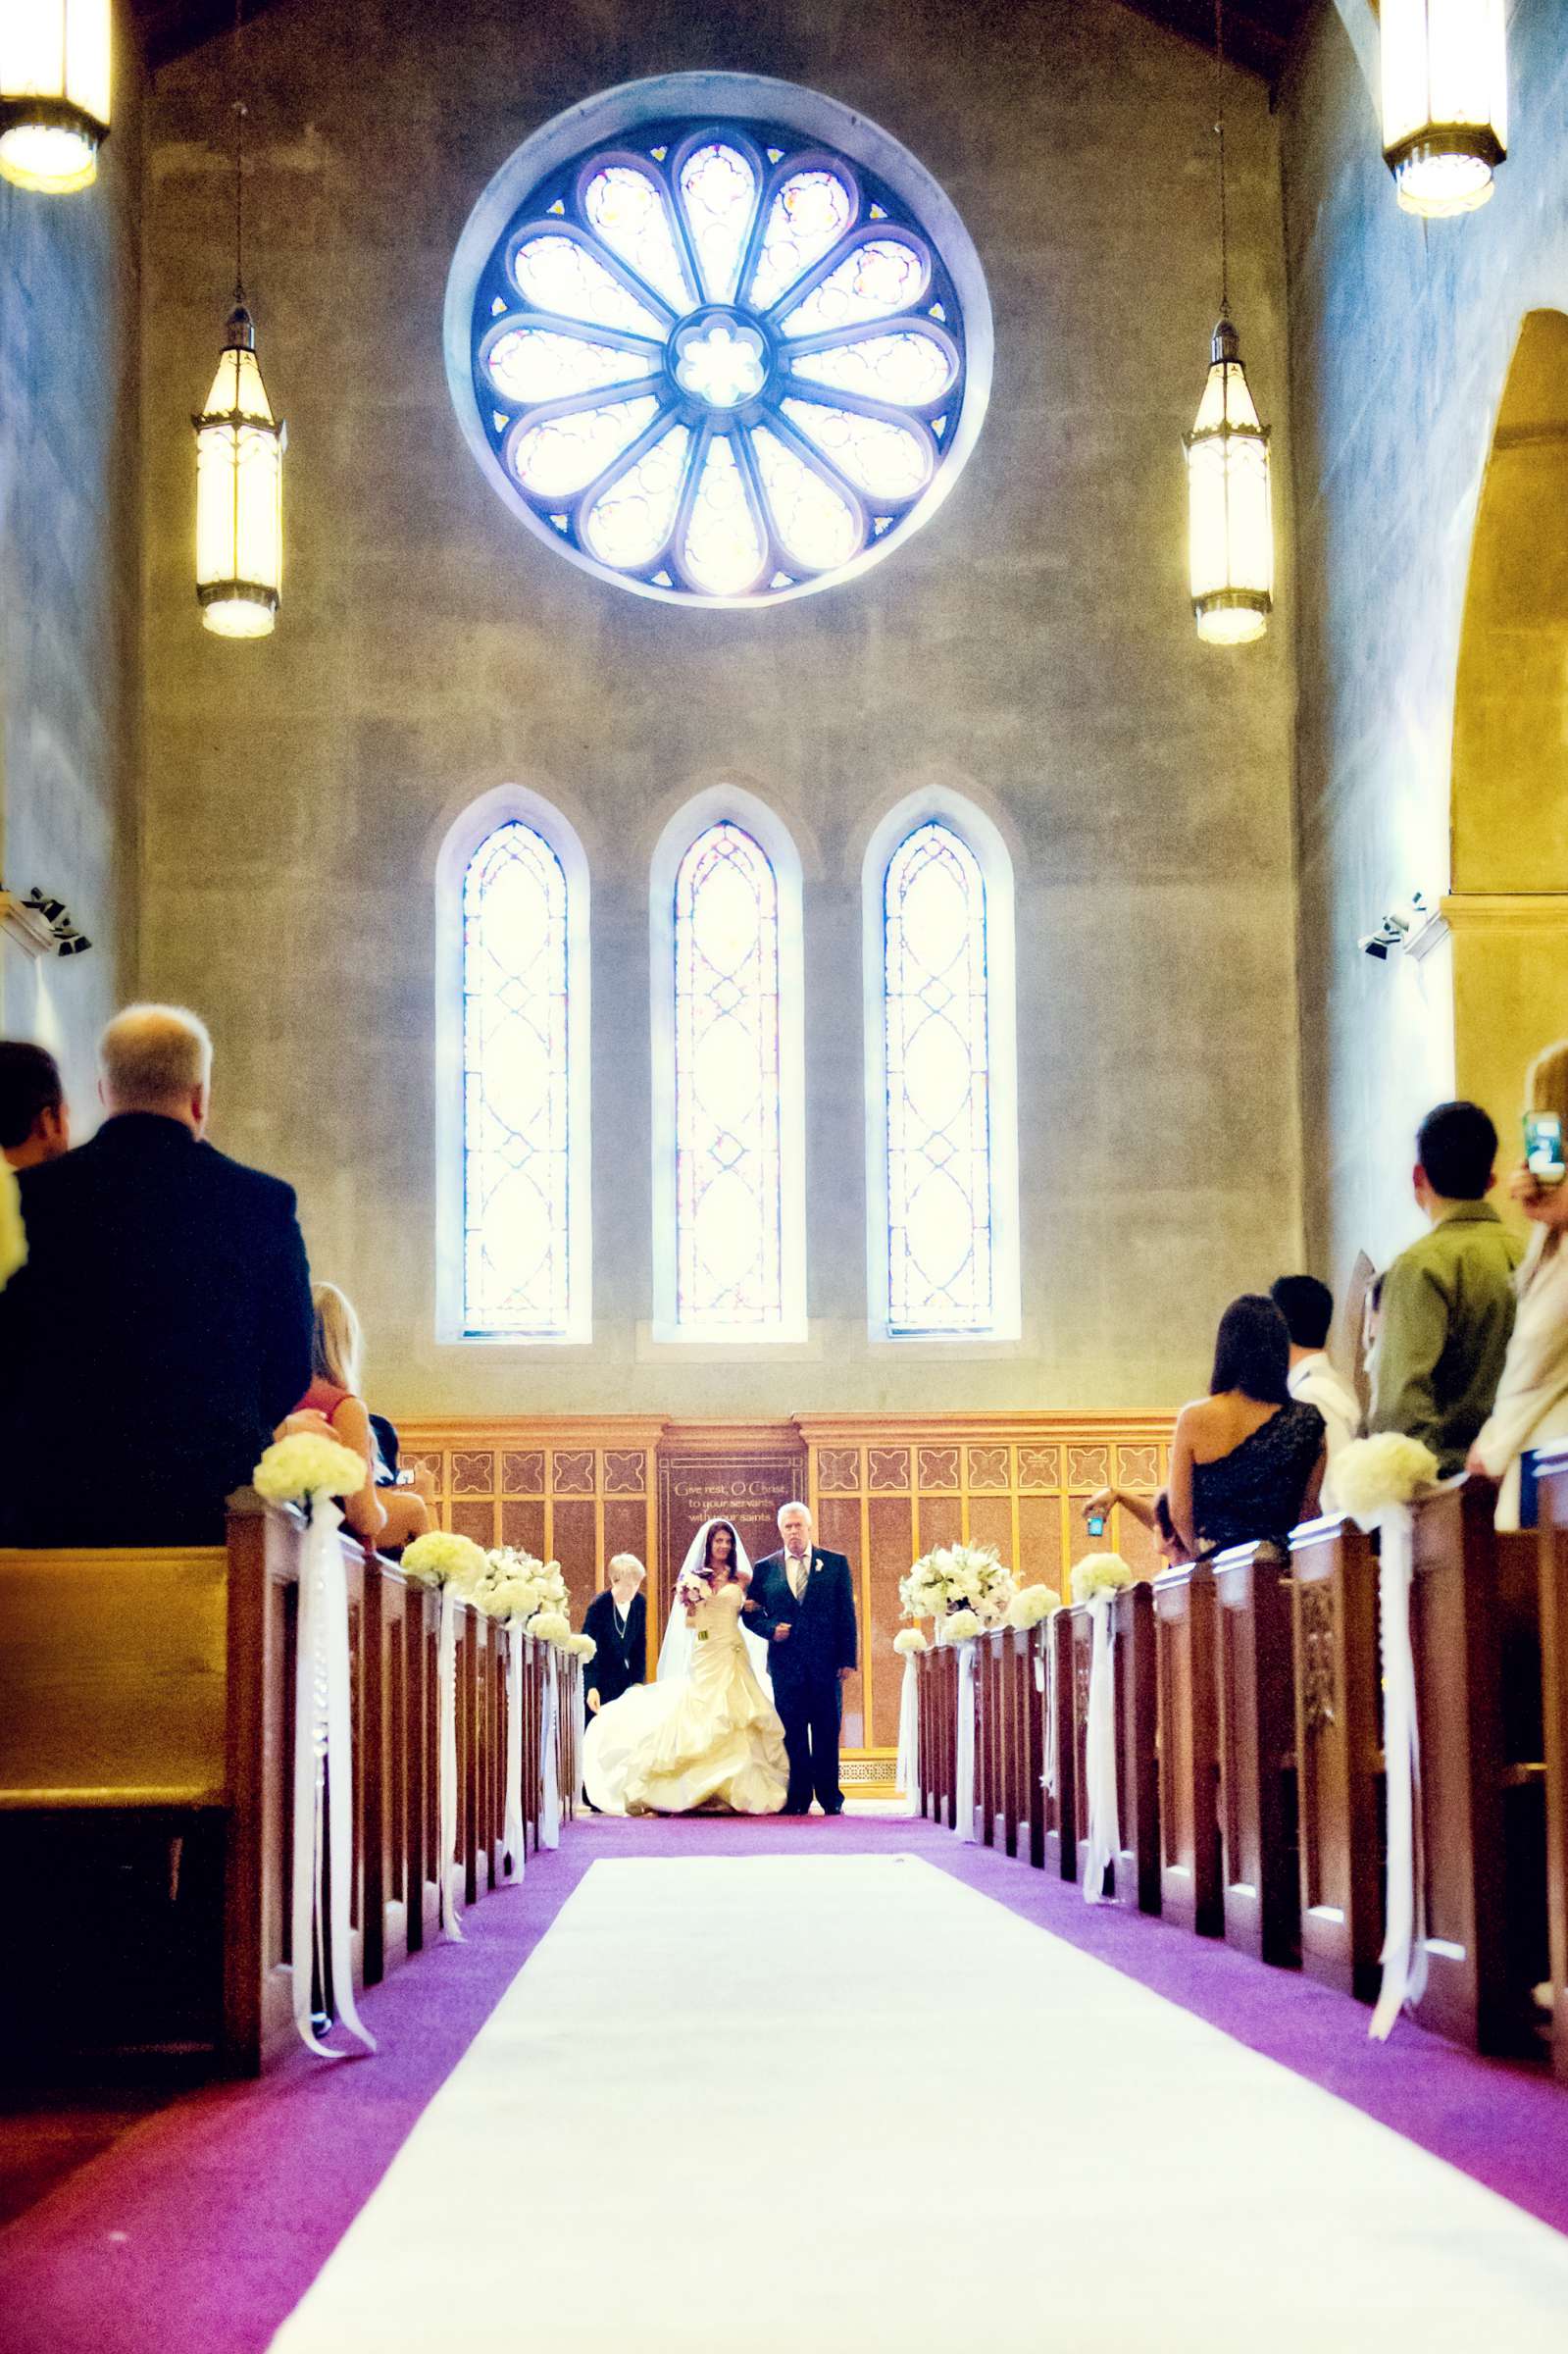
[1281, 0, 1568, 1305]
[138, 0, 1299, 1419]
[0, 5, 142, 1110]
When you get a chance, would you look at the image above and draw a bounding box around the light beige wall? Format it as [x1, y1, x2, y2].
[1282, 0, 1568, 1302]
[138, 0, 1300, 1420]
[0, 4, 142, 1111]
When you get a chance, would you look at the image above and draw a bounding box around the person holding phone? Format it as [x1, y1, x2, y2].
[1467, 1041, 1568, 1528]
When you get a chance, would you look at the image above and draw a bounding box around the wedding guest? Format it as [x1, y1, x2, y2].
[278, 1282, 431, 1552]
[1371, 1100, 1523, 1476]
[1081, 1484, 1191, 1565]
[0, 1040, 69, 1169]
[0, 1004, 313, 1546]
[582, 1555, 648, 1720]
[1270, 1273, 1361, 1506]
[1467, 1041, 1568, 1527]
[1168, 1295, 1325, 1560]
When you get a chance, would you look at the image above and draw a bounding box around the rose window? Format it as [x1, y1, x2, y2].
[447, 79, 990, 605]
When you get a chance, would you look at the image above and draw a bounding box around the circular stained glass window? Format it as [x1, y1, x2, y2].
[444, 74, 992, 606]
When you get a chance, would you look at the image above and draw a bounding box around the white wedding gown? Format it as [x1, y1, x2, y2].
[582, 1584, 788, 1816]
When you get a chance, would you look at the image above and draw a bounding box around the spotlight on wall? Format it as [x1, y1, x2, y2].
[1359, 891, 1434, 960]
[20, 887, 92, 958]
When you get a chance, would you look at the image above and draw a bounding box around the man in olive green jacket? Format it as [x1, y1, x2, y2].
[1371, 1100, 1524, 1477]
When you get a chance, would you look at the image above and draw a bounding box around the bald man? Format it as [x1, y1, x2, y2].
[0, 1004, 313, 1546]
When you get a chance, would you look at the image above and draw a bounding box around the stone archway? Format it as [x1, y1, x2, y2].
[1445, 309, 1568, 1166]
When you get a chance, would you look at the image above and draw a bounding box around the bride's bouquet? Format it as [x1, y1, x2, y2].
[900, 1542, 1015, 1628]
[676, 1561, 714, 1618]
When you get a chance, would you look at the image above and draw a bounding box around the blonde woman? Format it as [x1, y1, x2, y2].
[278, 1282, 432, 1551]
[1468, 1041, 1568, 1528]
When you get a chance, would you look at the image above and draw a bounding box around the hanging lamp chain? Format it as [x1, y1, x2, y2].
[1213, 0, 1229, 322]
[231, 0, 247, 311]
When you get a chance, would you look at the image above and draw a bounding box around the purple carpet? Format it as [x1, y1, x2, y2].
[1, 1814, 1564, 2354]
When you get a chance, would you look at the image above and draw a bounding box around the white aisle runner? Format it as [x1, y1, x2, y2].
[272, 1857, 1568, 2353]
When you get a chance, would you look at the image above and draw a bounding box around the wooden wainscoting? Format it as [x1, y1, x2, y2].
[395, 1413, 1172, 1782]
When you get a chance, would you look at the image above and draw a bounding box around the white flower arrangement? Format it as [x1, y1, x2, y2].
[570, 1632, 597, 1661]
[253, 1430, 368, 1506]
[892, 1627, 929, 1656]
[402, 1529, 489, 1595]
[1331, 1434, 1441, 1520]
[474, 1546, 570, 1625]
[1005, 1584, 1062, 1629]
[1070, 1553, 1136, 1606]
[531, 1610, 572, 1648]
[0, 1159, 25, 1291]
[940, 1609, 982, 1644]
[901, 1542, 1016, 1627]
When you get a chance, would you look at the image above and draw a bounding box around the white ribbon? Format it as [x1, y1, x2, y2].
[289, 1497, 376, 2059]
[1081, 1593, 1120, 1905]
[539, 1642, 562, 1851]
[1368, 1502, 1427, 2039]
[953, 1641, 978, 1845]
[502, 1616, 526, 1884]
[437, 1584, 463, 1942]
[1042, 1616, 1058, 1801]
[894, 1654, 921, 1817]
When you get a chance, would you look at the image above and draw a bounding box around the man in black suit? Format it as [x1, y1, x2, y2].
[0, 1004, 314, 1548]
[746, 1501, 858, 1815]
[582, 1554, 649, 1720]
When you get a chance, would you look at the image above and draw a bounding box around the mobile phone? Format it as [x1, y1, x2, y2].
[1086, 1510, 1106, 1538]
[1524, 1110, 1566, 1186]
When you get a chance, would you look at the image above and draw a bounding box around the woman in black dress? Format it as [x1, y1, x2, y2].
[1169, 1295, 1326, 1560]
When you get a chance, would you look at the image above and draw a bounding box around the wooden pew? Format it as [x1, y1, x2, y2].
[1024, 1621, 1048, 1870]
[1290, 1514, 1383, 1999]
[1152, 1557, 1222, 1935]
[1213, 1541, 1298, 1965]
[1539, 1444, 1568, 2083]
[0, 1498, 525, 2077]
[1042, 1607, 1077, 1881]
[1409, 1479, 1546, 2058]
[1064, 1586, 1158, 1911]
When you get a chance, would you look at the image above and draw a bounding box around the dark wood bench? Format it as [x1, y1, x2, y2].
[1539, 1443, 1568, 2083]
[1042, 1606, 1077, 1881]
[1289, 1513, 1382, 1999]
[1213, 1540, 1298, 1965]
[1152, 1557, 1222, 1935]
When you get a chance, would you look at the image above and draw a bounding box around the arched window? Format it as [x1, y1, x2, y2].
[651, 792, 806, 1341]
[866, 794, 1019, 1341]
[435, 789, 591, 1344]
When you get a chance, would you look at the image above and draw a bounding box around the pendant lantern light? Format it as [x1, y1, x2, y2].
[1380, 0, 1508, 219]
[0, 0, 112, 194]
[193, 0, 284, 640]
[1184, 0, 1272, 647]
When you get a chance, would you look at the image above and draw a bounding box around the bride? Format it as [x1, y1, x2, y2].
[582, 1519, 788, 1816]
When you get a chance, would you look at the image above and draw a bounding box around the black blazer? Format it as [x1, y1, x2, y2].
[746, 1548, 857, 1692]
[0, 1112, 314, 1547]
[582, 1588, 647, 1711]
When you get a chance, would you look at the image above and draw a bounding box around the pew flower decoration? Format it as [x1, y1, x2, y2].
[570, 1632, 596, 1661]
[902, 1543, 1015, 1626]
[1071, 1553, 1136, 1605]
[0, 1158, 25, 1290]
[402, 1529, 489, 1596]
[532, 1609, 572, 1647]
[1331, 1435, 1441, 1524]
[893, 1627, 928, 1656]
[939, 1609, 982, 1644]
[1006, 1584, 1062, 1629]
[254, 1430, 368, 1512]
[476, 1545, 569, 1625]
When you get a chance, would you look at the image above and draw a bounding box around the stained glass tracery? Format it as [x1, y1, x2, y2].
[467, 110, 972, 604]
[463, 822, 574, 1336]
[673, 823, 785, 1329]
[883, 822, 994, 1334]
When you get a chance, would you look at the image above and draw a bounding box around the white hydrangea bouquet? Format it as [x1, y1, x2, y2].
[1070, 1553, 1136, 1606]
[475, 1544, 571, 1631]
[892, 1627, 928, 1656]
[900, 1542, 1016, 1631]
[1331, 1434, 1440, 1525]
[254, 1429, 368, 1514]
[1006, 1583, 1062, 1628]
[402, 1529, 490, 1597]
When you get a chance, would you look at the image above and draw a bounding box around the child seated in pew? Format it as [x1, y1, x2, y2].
[277, 1283, 432, 1553]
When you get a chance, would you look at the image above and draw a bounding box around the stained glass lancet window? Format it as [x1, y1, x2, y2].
[446, 75, 992, 606]
[462, 821, 575, 1336]
[883, 821, 995, 1334]
[673, 822, 785, 1330]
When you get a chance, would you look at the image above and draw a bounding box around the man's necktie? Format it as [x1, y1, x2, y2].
[789, 1553, 807, 1602]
